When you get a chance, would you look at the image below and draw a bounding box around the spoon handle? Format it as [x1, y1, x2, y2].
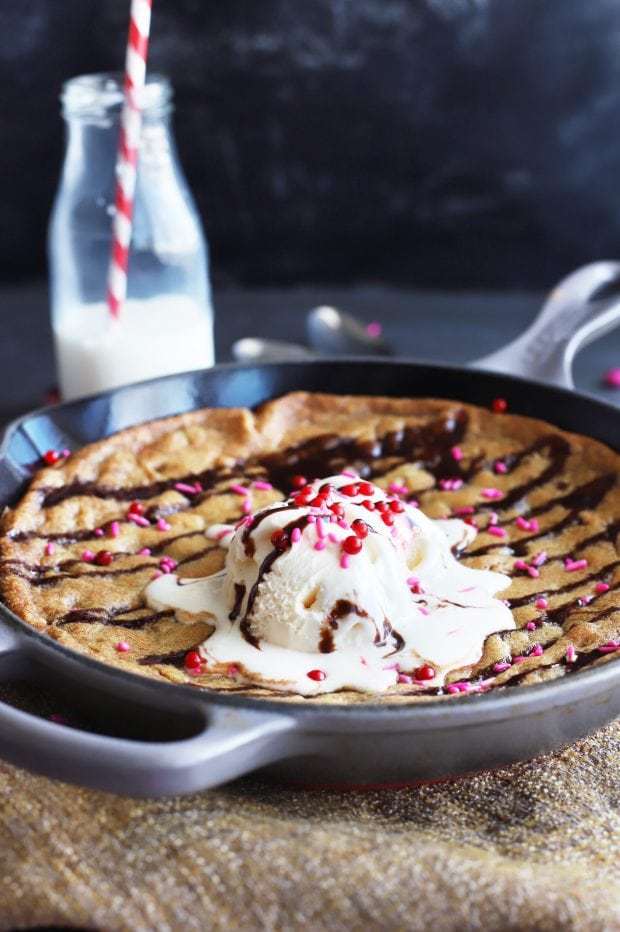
[470, 261, 620, 388]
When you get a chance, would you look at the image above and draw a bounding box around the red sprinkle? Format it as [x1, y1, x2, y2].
[389, 500, 405, 513]
[184, 651, 203, 670]
[414, 664, 436, 681]
[491, 397, 508, 413]
[94, 549, 113, 566]
[362, 499, 376, 511]
[128, 501, 143, 515]
[351, 519, 369, 539]
[307, 669, 327, 681]
[43, 449, 60, 466]
[292, 475, 308, 488]
[343, 535, 362, 555]
[340, 483, 359, 497]
[381, 512, 395, 526]
[358, 481, 374, 496]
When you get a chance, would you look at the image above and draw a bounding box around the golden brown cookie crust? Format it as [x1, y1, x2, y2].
[0, 391, 618, 704]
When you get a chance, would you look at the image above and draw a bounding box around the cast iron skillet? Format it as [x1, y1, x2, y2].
[0, 263, 618, 797]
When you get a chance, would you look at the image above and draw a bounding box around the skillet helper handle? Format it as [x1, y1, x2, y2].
[0, 623, 298, 796]
[471, 261, 620, 388]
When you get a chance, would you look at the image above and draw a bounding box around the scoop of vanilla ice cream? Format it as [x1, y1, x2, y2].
[146, 475, 513, 695]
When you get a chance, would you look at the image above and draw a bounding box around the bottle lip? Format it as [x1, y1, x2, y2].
[61, 72, 173, 120]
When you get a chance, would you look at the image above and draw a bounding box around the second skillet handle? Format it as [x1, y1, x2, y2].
[471, 261, 620, 388]
[0, 622, 300, 796]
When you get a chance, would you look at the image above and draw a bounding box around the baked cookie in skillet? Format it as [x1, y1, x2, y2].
[0, 391, 618, 704]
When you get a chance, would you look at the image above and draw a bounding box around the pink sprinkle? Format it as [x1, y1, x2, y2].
[397, 674, 414, 684]
[494, 461, 507, 474]
[514, 560, 529, 571]
[160, 556, 176, 569]
[488, 525, 506, 538]
[447, 685, 461, 694]
[151, 570, 162, 580]
[307, 514, 317, 524]
[50, 713, 70, 725]
[533, 551, 547, 567]
[242, 498, 252, 514]
[566, 645, 577, 663]
[228, 665, 239, 677]
[531, 644, 543, 657]
[457, 586, 476, 593]
[314, 540, 326, 551]
[451, 446, 463, 462]
[109, 521, 120, 538]
[409, 500, 419, 509]
[527, 566, 540, 579]
[565, 558, 588, 572]
[406, 576, 420, 586]
[604, 367, 620, 387]
[94, 528, 104, 538]
[595, 582, 610, 593]
[382, 663, 400, 671]
[536, 597, 548, 610]
[194, 481, 203, 493]
[513, 655, 527, 663]
[341, 470, 358, 478]
[493, 662, 511, 672]
[160, 563, 172, 574]
[81, 550, 95, 562]
[340, 554, 351, 569]
[515, 516, 531, 531]
[216, 528, 233, 540]
[128, 513, 149, 528]
[116, 641, 131, 653]
[156, 518, 171, 532]
[366, 321, 382, 337]
[138, 547, 151, 556]
[418, 606, 430, 616]
[526, 621, 537, 631]
[45, 541, 55, 556]
[388, 483, 409, 495]
[453, 506, 475, 515]
[337, 519, 349, 530]
[439, 478, 463, 491]
[488, 512, 499, 526]
[529, 519, 539, 532]
[61, 448, 71, 458]
[316, 519, 326, 539]
[328, 532, 340, 544]
[175, 482, 198, 495]
[252, 480, 272, 491]
[599, 641, 620, 653]
[481, 488, 503, 500]
[291, 527, 301, 543]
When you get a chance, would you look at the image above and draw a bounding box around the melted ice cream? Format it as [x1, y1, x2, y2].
[146, 475, 513, 695]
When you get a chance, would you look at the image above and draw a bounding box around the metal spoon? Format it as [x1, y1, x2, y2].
[306, 305, 392, 355]
[231, 337, 314, 362]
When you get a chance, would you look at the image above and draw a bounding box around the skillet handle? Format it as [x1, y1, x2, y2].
[0, 623, 299, 796]
[470, 261, 620, 388]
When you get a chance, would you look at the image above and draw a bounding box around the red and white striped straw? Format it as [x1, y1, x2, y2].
[106, 0, 153, 319]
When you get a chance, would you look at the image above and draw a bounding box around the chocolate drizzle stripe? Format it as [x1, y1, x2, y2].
[56, 607, 175, 629]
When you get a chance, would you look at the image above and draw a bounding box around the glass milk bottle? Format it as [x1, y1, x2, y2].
[49, 73, 214, 400]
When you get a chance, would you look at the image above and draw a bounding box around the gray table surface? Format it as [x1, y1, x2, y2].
[1, 281, 619, 421]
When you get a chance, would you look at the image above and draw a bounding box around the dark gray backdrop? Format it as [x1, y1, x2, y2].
[2, 0, 620, 288]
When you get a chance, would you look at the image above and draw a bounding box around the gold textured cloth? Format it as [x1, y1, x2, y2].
[0, 706, 618, 931]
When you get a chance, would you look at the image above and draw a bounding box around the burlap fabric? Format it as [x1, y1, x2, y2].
[0, 685, 618, 932]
